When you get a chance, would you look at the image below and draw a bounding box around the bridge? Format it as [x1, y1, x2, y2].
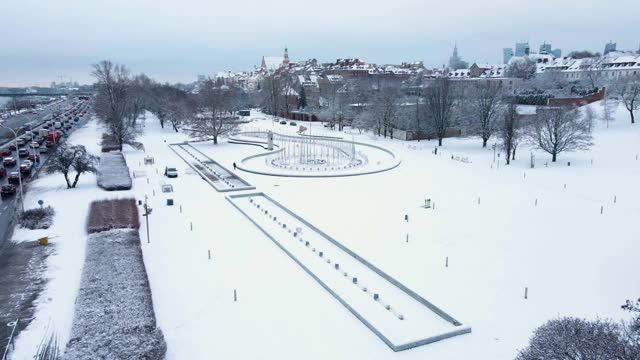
[0, 92, 94, 97]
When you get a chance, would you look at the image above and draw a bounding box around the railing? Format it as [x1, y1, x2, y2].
[2, 319, 19, 360]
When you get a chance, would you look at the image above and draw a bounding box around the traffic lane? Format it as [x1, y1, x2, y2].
[0, 100, 70, 143]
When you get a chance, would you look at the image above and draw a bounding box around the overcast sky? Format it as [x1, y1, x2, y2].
[1, 0, 638, 87]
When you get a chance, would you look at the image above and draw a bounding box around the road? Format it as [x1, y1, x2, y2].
[0, 98, 93, 247]
[0, 99, 66, 146]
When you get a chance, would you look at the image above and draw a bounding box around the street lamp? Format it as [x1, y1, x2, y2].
[0, 121, 25, 213]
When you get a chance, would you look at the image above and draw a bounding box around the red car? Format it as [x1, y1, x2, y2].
[1, 184, 16, 197]
[0, 149, 10, 156]
[8, 172, 21, 184]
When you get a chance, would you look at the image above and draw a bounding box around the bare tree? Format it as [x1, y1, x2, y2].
[516, 317, 635, 360]
[497, 101, 523, 165]
[506, 57, 537, 80]
[46, 144, 98, 189]
[92, 60, 139, 151]
[530, 106, 593, 162]
[189, 79, 240, 144]
[614, 75, 640, 124]
[583, 57, 605, 90]
[261, 73, 283, 116]
[367, 86, 401, 138]
[468, 80, 504, 147]
[424, 77, 457, 146]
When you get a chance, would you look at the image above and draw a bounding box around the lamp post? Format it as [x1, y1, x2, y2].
[0, 122, 25, 213]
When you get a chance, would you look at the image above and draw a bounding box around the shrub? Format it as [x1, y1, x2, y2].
[86, 199, 139, 233]
[18, 206, 55, 230]
[97, 152, 132, 191]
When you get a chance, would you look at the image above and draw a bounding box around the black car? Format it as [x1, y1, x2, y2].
[279, 121, 287, 125]
[1, 184, 16, 197]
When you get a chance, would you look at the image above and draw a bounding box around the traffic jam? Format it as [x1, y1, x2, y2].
[1, 97, 92, 199]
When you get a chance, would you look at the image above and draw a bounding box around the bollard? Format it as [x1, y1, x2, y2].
[614, 195, 617, 204]
[373, 293, 379, 301]
[445, 256, 449, 268]
[190, 222, 193, 231]
[335, 263, 339, 270]
[600, 206, 604, 214]
[404, 214, 408, 222]
[524, 287, 528, 299]
[153, 189, 155, 196]
[535, 198, 538, 206]
[180, 205, 183, 213]
[353, 277, 358, 284]
[208, 249, 211, 260]
[234, 289, 237, 302]
[406, 233, 409, 243]
[478, 197, 481, 205]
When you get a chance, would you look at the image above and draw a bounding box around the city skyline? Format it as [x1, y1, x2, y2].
[1, 0, 639, 87]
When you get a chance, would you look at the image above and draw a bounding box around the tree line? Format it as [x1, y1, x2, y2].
[92, 60, 247, 149]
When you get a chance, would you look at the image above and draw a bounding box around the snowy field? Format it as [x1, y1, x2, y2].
[9, 102, 640, 359]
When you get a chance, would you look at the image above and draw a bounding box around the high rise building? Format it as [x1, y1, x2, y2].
[448, 44, 468, 70]
[539, 42, 552, 54]
[604, 41, 617, 55]
[503, 48, 514, 64]
[515, 42, 530, 57]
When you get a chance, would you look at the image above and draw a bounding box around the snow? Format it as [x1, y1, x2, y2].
[10, 102, 640, 359]
[97, 152, 132, 190]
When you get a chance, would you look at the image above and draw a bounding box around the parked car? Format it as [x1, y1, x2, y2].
[3, 157, 16, 167]
[165, 167, 178, 178]
[18, 148, 29, 157]
[0, 184, 16, 197]
[8, 172, 21, 184]
[289, 121, 297, 126]
[0, 149, 11, 156]
[0, 167, 5, 177]
[279, 120, 287, 125]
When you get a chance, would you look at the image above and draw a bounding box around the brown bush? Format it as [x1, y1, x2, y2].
[86, 199, 140, 233]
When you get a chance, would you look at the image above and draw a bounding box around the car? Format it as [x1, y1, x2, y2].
[8, 143, 17, 150]
[46, 140, 55, 148]
[16, 138, 26, 147]
[289, 121, 297, 126]
[0, 149, 11, 156]
[1, 184, 16, 197]
[39, 147, 49, 154]
[7, 172, 21, 184]
[20, 161, 32, 174]
[279, 120, 287, 125]
[3, 157, 16, 167]
[27, 154, 40, 162]
[165, 167, 178, 178]
[30, 142, 40, 149]
[18, 149, 29, 157]
[0, 168, 5, 177]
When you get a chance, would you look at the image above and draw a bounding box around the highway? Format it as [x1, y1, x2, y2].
[0, 99, 67, 146]
[0, 98, 92, 246]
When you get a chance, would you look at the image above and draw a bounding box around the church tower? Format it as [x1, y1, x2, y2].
[261, 56, 267, 70]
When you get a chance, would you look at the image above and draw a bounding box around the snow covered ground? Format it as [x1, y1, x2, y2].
[9, 102, 640, 359]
